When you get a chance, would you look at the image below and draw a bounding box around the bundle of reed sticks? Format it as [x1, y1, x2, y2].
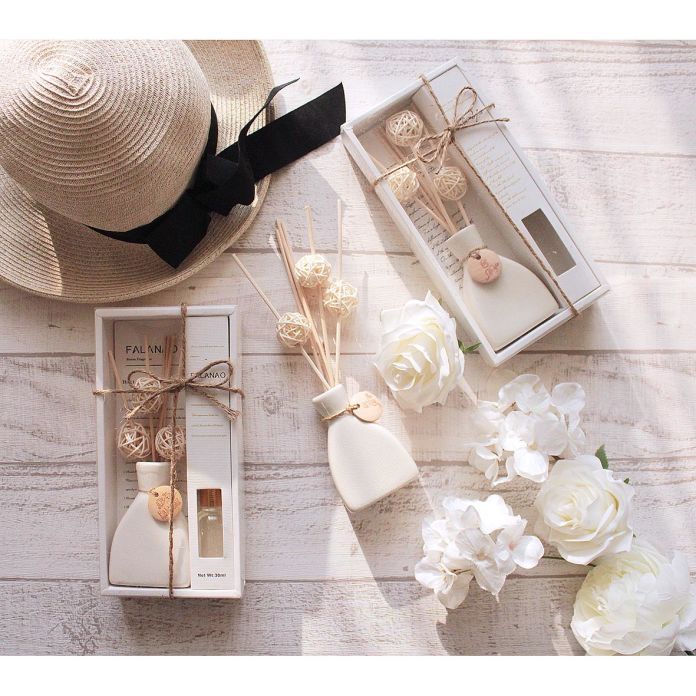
[233, 200, 356, 391]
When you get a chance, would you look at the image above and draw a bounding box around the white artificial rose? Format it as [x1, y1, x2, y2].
[534, 455, 634, 565]
[571, 538, 696, 655]
[375, 292, 464, 413]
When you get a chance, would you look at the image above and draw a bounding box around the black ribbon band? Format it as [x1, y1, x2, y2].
[93, 79, 346, 268]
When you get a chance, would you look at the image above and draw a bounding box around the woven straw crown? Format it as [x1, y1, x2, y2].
[0, 40, 212, 231]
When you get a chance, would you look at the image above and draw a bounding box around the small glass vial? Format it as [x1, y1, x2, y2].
[197, 489, 224, 558]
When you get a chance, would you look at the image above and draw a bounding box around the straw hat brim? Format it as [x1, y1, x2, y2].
[0, 40, 274, 303]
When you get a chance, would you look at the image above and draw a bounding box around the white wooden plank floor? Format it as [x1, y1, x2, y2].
[1, 40, 695, 655]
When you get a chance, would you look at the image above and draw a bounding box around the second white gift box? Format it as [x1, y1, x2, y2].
[342, 58, 609, 366]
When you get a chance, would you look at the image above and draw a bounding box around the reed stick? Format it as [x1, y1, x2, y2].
[107, 351, 129, 411]
[376, 131, 454, 233]
[305, 205, 333, 384]
[414, 198, 449, 230]
[416, 115, 472, 232]
[144, 335, 156, 459]
[411, 156, 457, 235]
[456, 200, 471, 227]
[157, 335, 174, 431]
[233, 254, 281, 319]
[276, 220, 334, 384]
[334, 199, 344, 384]
[231, 253, 331, 390]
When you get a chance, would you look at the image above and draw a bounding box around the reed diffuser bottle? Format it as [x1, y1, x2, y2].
[109, 461, 190, 588]
[197, 488, 224, 558]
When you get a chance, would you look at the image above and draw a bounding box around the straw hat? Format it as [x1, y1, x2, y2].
[0, 40, 274, 303]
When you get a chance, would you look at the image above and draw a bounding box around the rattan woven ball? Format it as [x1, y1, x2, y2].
[295, 254, 332, 288]
[385, 110, 424, 147]
[434, 166, 468, 201]
[128, 375, 162, 415]
[155, 425, 186, 461]
[117, 420, 151, 461]
[276, 312, 311, 348]
[323, 280, 359, 318]
[387, 167, 420, 204]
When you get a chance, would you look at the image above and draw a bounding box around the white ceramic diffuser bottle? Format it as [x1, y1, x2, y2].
[313, 384, 418, 512]
[446, 224, 559, 351]
[109, 461, 190, 588]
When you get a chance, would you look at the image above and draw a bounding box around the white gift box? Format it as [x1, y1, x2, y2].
[342, 58, 609, 366]
[95, 305, 244, 598]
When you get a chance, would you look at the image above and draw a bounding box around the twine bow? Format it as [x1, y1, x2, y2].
[115, 360, 243, 422]
[413, 84, 509, 173]
[94, 304, 243, 598]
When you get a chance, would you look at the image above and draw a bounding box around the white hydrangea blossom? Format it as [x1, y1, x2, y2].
[415, 494, 543, 610]
[467, 374, 587, 486]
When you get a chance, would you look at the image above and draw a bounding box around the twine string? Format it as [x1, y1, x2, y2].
[321, 403, 358, 422]
[373, 83, 509, 186]
[93, 303, 243, 597]
[96, 360, 244, 422]
[414, 83, 509, 173]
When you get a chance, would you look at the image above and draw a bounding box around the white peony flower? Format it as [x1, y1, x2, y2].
[466, 375, 587, 485]
[415, 494, 543, 609]
[375, 292, 464, 413]
[534, 455, 634, 565]
[571, 538, 696, 655]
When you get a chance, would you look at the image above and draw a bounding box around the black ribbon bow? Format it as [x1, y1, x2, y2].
[93, 79, 346, 268]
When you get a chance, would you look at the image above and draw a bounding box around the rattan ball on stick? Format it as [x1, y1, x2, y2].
[117, 420, 151, 461]
[295, 253, 332, 288]
[386, 109, 424, 147]
[155, 425, 186, 461]
[387, 166, 420, 204]
[276, 311, 311, 347]
[323, 279, 359, 318]
[128, 374, 162, 415]
[434, 166, 468, 201]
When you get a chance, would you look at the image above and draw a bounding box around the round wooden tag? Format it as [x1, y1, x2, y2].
[351, 391, 383, 422]
[467, 248, 502, 284]
[147, 485, 183, 522]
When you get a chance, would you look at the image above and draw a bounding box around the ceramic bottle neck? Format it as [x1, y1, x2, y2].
[445, 223, 484, 261]
[136, 461, 170, 492]
[312, 383, 350, 419]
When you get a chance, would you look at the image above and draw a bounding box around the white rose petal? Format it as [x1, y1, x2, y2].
[375, 292, 464, 413]
[535, 455, 634, 565]
[571, 538, 696, 655]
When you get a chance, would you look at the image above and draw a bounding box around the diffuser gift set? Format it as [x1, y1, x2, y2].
[342, 58, 609, 366]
